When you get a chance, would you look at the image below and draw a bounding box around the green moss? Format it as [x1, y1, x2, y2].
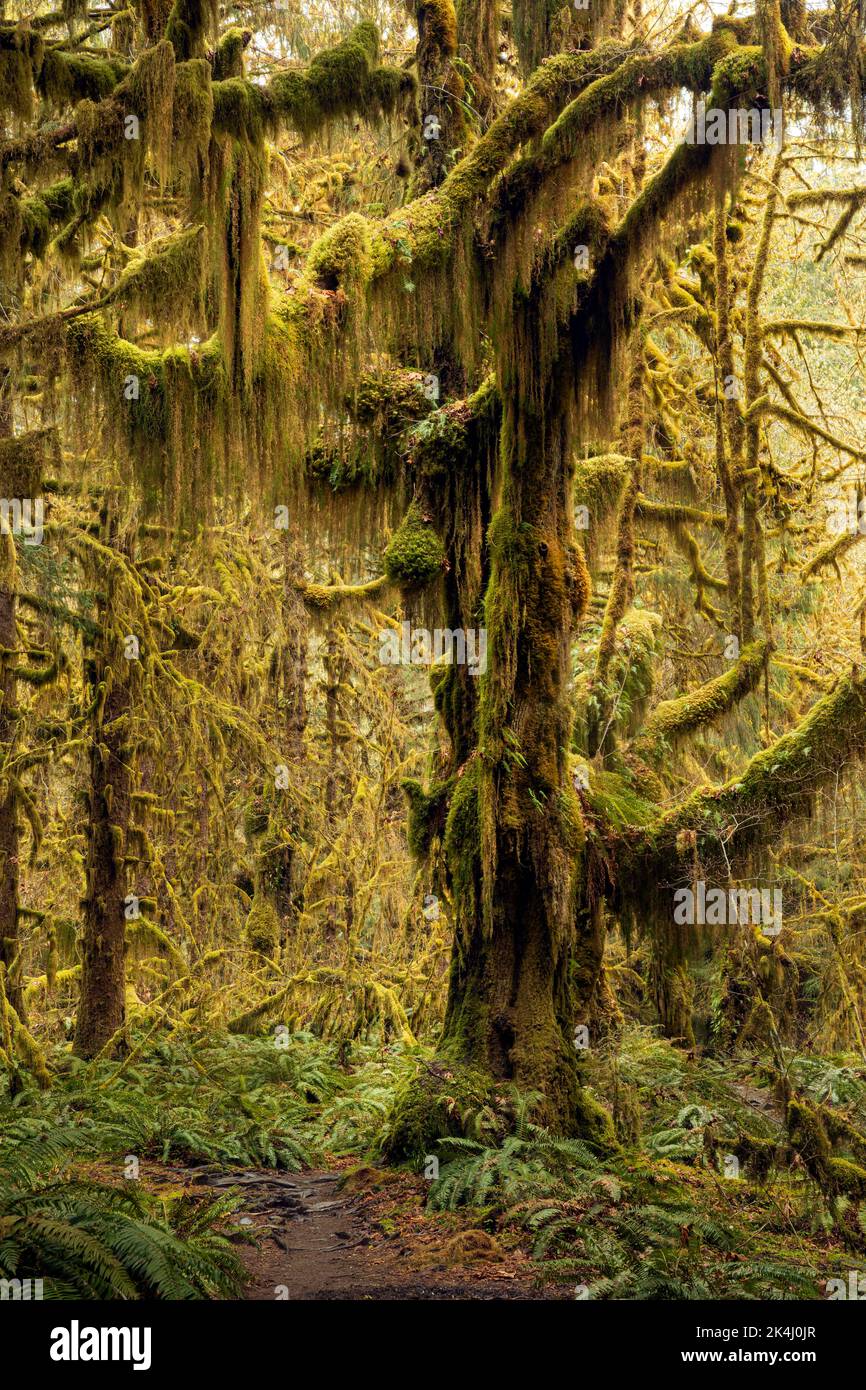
[635, 639, 771, 756]
[0, 519, 17, 589]
[584, 769, 657, 829]
[573, 1083, 618, 1151]
[444, 759, 481, 924]
[352, 369, 433, 431]
[788, 1098, 866, 1197]
[384, 501, 445, 588]
[575, 609, 662, 753]
[37, 50, 127, 109]
[212, 27, 247, 81]
[307, 213, 374, 292]
[211, 75, 268, 144]
[709, 45, 767, 109]
[171, 59, 213, 191]
[541, 30, 738, 166]
[0, 427, 56, 497]
[827, 1157, 866, 1198]
[787, 1099, 832, 1184]
[574, 452, 629, 526]
[165, 0, 218, 61]
[125, 38, 176, 183]
[822, 1107, 866, 1168]
[0, 182, 70, 277]
[650, 669, 866, 860]
[414, 0, 459, 58]
[212, 23, 412, 144]
[377, 1056, 501, 1167]
[64, 313, 229, 511]
[0, 25, 43, 119]
[733, 1132, 778, 1182]
[403, 776, 454, 859]
[111, 224, 206, 335]
[244, 893, 280, 956]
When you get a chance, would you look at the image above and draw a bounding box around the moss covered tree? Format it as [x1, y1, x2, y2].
[2, 0, 866, 1141]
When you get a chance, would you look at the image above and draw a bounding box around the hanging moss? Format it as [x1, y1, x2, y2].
[456, 0, 497, 104]
[384, 501, 446, 588]
[37, 50, 128, 110]
[731, 1132, 778, 1182]
[787, 1099, 866, 1198]
[112, 8, 136, 55]
[20, 178, 75, 255]
[165, 0, 218, 62]
[413, 0, 459, 57]
[0, 523, 17, 594]
[69, 40, 178, 229]
[125, 38, 176, 184]
[0, 25, 43, 119]
[64, 312, 226, 511]
[0, 180, 74, 280]
[212, 23, 413, 144]
[0, 226, 205, 353]
[510, 0, 561, 75]
[0, 427, 55, 497]
[648, 668, 866, 862]
[583, 769, 657, 830]
[574, 608, 662, 753]
[171, 59, 213, 194]
[111, 224, 207, 338]
[443, 758, 481, 928]
[210, 76, 268, 144]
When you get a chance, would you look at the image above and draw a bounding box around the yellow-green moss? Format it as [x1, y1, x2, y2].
[244, 893, 280, 955]
[307, 213, 374, 292]
[384, 501, 446, 588]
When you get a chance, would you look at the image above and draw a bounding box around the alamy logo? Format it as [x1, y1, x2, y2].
[686, 101, 783, 148]
[0, 497, 43, 545]
[826, 493, 866, 536]
[673, 882, 782, 936]
[50, 1321, 152, 1371]
[826, 1271, 866, 1299]
[379, 621, 487, 676]
[0, 1277, 43, 1299]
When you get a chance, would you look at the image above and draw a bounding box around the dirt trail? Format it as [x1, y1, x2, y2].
[200, 1168, 568, 1301]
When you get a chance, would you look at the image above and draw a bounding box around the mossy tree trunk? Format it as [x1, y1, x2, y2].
[264, 543, 309, 927]
[73, 534, 133, 1059]
[438, 306, 610, 1137]
[0, 524, 22, 1022]
[457, 0, 499, 114]
[0, 377, 25, 1022]
[412, 0, 465, 193]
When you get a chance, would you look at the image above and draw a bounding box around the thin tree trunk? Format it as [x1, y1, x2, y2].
[0, 381, 23, 1021]
[74, 527, 132, 1058]
[0, 527, 22, 1021]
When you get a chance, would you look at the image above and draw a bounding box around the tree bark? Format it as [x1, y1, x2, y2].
[73, 534, 132, 1059]
[0, 380, 23, 1022]
[438, 317, 610, 1137]
[0, 527, 22, 1021]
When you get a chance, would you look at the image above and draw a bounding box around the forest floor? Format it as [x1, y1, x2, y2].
[8, 1030, 866, 1300]
[220, 1163, 570, 1300]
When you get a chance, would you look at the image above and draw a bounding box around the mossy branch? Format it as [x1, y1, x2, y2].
[633, 638, 771, 754]
[639, 664, 866, 865]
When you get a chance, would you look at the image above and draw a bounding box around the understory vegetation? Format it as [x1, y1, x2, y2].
[5, 1027, 866, 1297]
